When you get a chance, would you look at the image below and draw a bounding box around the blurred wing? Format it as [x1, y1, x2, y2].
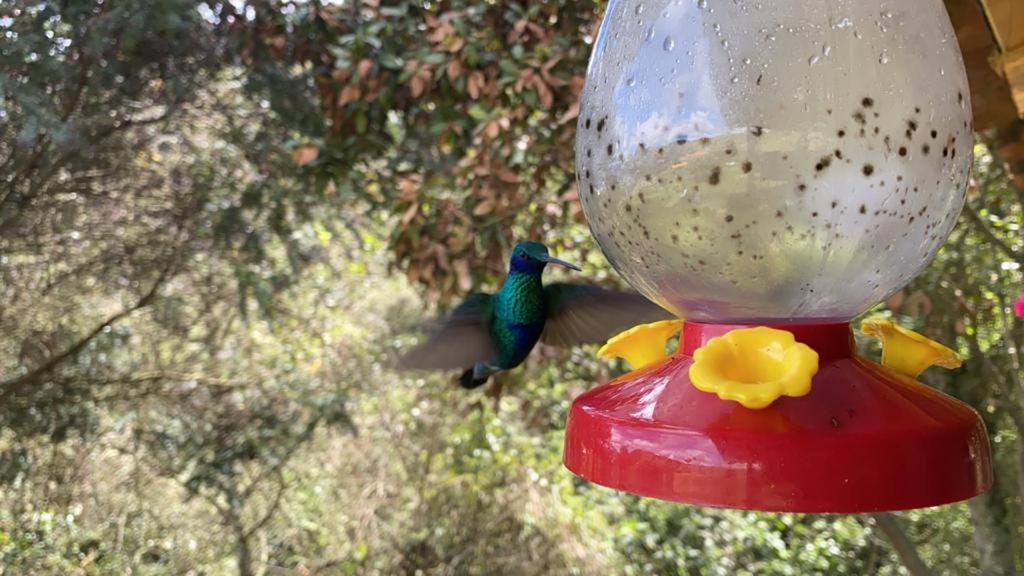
[542, 283, 671, 347]
[397, 293, 497, 371]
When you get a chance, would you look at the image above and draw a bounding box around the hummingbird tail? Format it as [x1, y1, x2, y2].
[459, 369, 489, 389]
[459, 363, 494, 389]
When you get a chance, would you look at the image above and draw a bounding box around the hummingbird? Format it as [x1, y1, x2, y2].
[398, 241, 669, 388]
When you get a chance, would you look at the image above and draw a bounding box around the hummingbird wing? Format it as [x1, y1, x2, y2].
[397, 293, 497, 371]
[541, 283, 671, 348]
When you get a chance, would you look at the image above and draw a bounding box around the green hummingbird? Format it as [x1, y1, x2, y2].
[399, 241, 669, 388]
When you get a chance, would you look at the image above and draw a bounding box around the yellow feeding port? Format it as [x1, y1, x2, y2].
[598, 319, 685, 372]
[860, 319, 961, 378]
[689, 326, 819, 410]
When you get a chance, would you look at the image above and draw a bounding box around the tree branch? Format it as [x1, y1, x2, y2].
[962, 207, 1024, 265]
[0, 258, 176, 400]
[871, 513, 934, 576]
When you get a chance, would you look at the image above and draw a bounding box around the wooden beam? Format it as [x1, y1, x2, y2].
[1005, 47, 1024, 116]
[980, 0, 1024, 52]
[946, 0, 1020, 128]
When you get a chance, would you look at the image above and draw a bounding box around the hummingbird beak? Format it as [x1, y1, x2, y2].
[541, 255, 581, 271]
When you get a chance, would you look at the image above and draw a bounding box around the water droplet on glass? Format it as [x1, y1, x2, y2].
[697, 0, 707, 8]
[878, 51, 889, 64]
[835, 17, 852, 29]
[743, 57, 751, 65]
[721, 39, 729, 48]
[627, 76, 636, 86]
[730, 76, 739, 83]
[822, 44, 831, 56]
[644, 25, 655, 41]
[635, 3, 644, 15]
[808, 55, 820, 66]
[713, 23, 721, 32]
[766, 34, 776, 42]
[663, 36, 675, 51]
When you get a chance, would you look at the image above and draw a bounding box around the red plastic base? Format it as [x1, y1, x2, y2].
[563, 322, 993, 513]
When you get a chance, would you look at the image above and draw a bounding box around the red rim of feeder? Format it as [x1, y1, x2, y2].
[563, 322, 993, 513]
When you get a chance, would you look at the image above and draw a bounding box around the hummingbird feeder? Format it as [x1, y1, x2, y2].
[564, 0, 993, 512]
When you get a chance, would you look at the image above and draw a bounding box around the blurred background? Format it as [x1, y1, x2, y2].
[1, 1, 1023, 574]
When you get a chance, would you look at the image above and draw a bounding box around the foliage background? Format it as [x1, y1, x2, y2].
[1, 1, 1022, 574]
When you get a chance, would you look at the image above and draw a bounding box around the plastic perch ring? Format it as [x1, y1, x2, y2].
[688, 326, 819, 409]
[860, 318, 962, 377]
[597, 319, 684, 371]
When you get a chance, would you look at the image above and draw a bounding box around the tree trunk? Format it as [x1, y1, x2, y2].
[967, 492, 1018, 576]
[235, 526, 254, 576]
[871, 513, 934, 576]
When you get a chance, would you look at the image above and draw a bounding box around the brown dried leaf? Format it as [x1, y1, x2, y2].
[886, 291, 905, 312]
[467, 72, 484, 99]
[447, 59, 462, 80]
[357, 58, 374, 80]
[485, 120, 500, 139]
[291, 146, 320, 167]
[495, 165, 519, 183]
[410, 74, 426, 98]
[453, 259, 472, 292]
[338, 84, 361, 106]
[534, 77, 553, 108]
[557, 101, 580, 125]
[473, 199, 495, 216]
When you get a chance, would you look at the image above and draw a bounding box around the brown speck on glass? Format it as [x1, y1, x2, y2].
[585, 118, 591, 129]
[838, 129, 846, 138]
[596, 117, 606, 132]
[898, 146, 907, 157]
[862, 97, 874, 108]
[725, 214, 734, 222]
[922, 144, 930, 155]
[742, 161, 752, 173]
[749, 126, 763, 137]
[862, 164, 874, 176]
[859, 204, 867, 214]
[709, 166, 721, 185]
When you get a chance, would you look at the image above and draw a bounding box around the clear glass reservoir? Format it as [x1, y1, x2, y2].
[576, 0, 973, 322]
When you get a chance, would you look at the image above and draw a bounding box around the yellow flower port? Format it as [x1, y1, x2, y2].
[598, 319, 684, 371]
[860, 318, 962, 378]
[688, 327, 819, 410]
